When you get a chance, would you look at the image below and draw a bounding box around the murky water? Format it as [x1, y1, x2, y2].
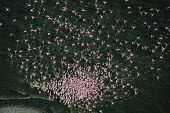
[0, 0, 169, 113]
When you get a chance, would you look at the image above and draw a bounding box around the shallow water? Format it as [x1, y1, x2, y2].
[0, 106, 43, 113]
[0, 0, 170, 113]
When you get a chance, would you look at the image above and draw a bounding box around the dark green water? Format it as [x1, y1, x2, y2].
[0, 0, 170, 113]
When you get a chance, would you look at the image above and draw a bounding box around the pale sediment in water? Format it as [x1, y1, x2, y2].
[0, 106, 44, 113]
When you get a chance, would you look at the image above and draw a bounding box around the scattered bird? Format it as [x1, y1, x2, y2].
[9, 0, 169, 112]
